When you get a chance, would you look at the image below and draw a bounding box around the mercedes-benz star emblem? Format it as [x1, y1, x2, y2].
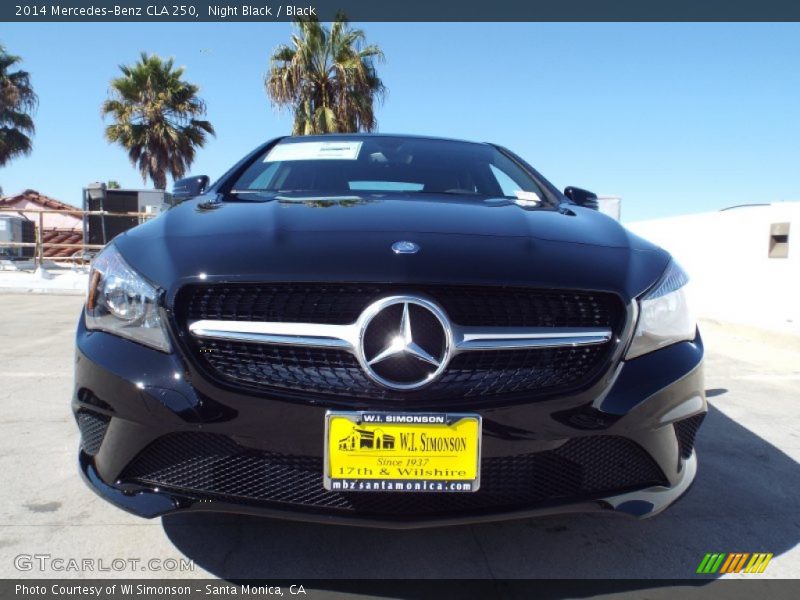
[356, 296, 452, 390]
[391, 241, 420, 254]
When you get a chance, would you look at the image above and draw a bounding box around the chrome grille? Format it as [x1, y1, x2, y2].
[177, 283, 625, 402]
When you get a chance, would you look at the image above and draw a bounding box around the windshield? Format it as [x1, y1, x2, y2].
[230, 136, 546, 201]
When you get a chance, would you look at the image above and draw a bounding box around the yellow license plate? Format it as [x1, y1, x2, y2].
[324, 412, 481, 493]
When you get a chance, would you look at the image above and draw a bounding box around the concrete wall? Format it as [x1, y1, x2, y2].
[137, 190, 167, 212]
[597, 196, 622, 221]
[627, 202, 800, 332]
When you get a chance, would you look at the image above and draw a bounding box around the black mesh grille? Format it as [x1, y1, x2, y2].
[121, 432, 667, 517]
[180, 283, 621, 328]
[675, 413, 706, 459]
[177, 284, 624, 402]
[75, 410, 111, 456]
[192, 341, 610, 402]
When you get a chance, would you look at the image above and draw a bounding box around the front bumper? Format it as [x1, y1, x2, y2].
[73, 316, 706, 528]
[78, 449, 698, 528]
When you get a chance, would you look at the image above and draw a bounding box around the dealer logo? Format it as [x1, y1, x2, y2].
[338, 426, 396, 451]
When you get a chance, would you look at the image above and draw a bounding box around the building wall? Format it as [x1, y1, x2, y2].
[1, 198, 82, 230]
[597, 196, 622, 221]
[136, 190, 167, 212]
[627, 202, 800, 331]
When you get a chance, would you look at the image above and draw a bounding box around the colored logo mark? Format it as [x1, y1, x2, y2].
[696, 552, 773, 574]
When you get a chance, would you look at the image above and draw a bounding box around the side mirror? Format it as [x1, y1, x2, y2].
[563, 186, 599, 210]
[172, 175, 210, 202]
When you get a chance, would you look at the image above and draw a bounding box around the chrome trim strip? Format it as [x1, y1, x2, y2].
[453, 326, 612, 351]
[188, 320, 358, 349]
[188, 319, 612, 351]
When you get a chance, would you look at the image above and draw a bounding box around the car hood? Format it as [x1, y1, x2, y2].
[116, 194, 669, 304]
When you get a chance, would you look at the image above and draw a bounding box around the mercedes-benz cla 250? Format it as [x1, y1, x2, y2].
[73, 134, 705, 526]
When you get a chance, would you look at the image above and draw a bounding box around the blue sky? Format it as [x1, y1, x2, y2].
[1, 22, 798, 222]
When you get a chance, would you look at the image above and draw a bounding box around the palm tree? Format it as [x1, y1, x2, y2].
[0, 44, 37, 168]
[101, 53, 215, 190]
[266, 14, 386, 135]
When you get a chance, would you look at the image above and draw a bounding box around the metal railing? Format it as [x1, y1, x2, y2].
[0, 207, 156, 269]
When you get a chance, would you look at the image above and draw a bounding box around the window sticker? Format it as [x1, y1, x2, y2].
[265, 141, 363, 162]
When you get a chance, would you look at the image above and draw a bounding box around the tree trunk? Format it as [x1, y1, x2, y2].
[153, 170, 167, 190]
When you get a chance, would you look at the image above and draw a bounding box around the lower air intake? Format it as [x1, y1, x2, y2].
[121, 432, 668, 517]
[674, 413, 706, 459]
[76, 410, 111, 456]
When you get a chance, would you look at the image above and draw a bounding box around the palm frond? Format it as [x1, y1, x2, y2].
[264, 14, 386, 135]
[101, 53, 215, 189]
[0, 44, 38, 166]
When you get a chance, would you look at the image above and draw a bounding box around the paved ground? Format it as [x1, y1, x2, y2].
[0, 293, 798, 583]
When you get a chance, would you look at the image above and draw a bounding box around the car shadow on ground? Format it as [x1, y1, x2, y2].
[162, 404, 800, 581]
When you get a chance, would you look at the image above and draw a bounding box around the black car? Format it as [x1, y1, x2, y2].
[74, 134, 705, 527]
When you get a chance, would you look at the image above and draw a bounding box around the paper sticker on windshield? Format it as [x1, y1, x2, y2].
[265, 141, 363, 162]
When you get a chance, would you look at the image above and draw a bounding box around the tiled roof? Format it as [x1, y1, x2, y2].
[0, 189, 81, 212]
[42, 229, 84, 258]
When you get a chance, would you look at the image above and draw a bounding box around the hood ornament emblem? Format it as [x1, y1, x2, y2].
[368, 303, 442, 369]
[357, 296, 451, 390]
[392, 241, 419, 254]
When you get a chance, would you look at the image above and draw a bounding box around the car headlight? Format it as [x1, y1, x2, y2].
[625, 261, 696, 359]
[85, 245, 171, 352]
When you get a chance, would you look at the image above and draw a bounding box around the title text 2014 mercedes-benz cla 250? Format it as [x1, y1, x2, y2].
[73, 135, 705, 527]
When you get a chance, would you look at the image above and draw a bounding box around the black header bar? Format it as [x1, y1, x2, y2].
[4, 579, 800, 600]
[3, 1, 800, 22]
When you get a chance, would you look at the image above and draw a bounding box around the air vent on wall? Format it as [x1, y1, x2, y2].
[768, 222, 790, 259]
